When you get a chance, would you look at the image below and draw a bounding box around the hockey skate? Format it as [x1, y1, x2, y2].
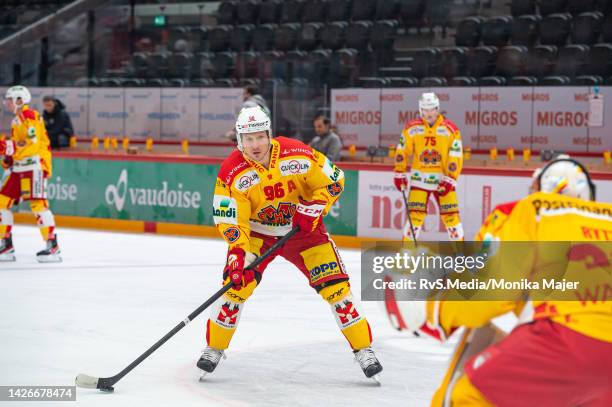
[354, 347, 383, 384]
[0, 235, 15, 262]
[197, 347, 226, 380]
[36, 237, 62, 263]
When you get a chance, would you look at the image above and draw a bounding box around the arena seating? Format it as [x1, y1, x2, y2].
[70, 0, 612, 88]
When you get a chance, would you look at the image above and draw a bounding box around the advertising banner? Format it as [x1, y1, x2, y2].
[379, 88, 422, 147]
[531, 87, 589, 152]
[38, 159, 217, 226]
[331, 87, 612, 153]
[88, 87, 126, 137]
[0, 86, 10, 135]
[159, 88, 199, 140]
[459, 87, 532, 151]
[125, 88, 162, 139]
[5, 158, 612, 239]
[199, 88, 243, 141]
[330, 88, 383, 147]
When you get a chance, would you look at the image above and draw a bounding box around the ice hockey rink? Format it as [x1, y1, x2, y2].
[0, 226, 463, 406]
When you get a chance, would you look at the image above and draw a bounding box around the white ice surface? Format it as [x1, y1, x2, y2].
[0, 226, 460, 406]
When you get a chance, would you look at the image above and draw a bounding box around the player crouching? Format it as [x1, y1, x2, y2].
[197, 107, 382, 382]
[384, 157, 612, 406]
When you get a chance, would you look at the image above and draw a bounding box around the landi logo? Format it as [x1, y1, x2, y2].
[105, 169, 202, 211]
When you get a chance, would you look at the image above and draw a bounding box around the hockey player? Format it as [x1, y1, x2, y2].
[393, 92, 464, 241]
[386, 157, 612, 406]
[0, 85, 61, 262]
[198, 106, 382, 380]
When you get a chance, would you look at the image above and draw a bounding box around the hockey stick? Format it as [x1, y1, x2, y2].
[400, 188, 418, 247]
[75, 226, 300, 393]
[400, 188, 420, 337]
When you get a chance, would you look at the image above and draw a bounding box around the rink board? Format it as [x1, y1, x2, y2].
[7, 155, 612, 243]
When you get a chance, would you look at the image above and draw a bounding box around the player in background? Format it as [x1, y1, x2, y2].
[198, 106, 382, 381]
[385, 157, 612, 406]
[393, 92, 464, 241]
[0, 86, 61, 262]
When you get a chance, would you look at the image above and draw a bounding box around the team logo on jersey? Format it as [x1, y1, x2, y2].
[424, 174, 440, 185]
[234, 170, 260, 193]
[419, 149, 442, 164]
[334, 300, 361, 327]
[326, 182, 343, 197]
[223, 227, 240, 243]
[216, 302, 240, 327]
[409, 126, 425, 136]
[279, 158, 310, 176]
[323, 158, 344, 182]
[213, 195, 238, 225]
[450, 139, 462, 152]
[448, 162, 457, 172]
[257, 202, 296, 226]
[436, 127, 449, 136]
[395, 154, 404, 163]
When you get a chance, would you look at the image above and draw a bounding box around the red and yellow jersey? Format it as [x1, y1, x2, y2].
[474, 200, 519, 242]
[428, 192, 612, 343]
[9, 105, 52, 176]
[213, 137, 345, 253]
[394, 115, 463, 191]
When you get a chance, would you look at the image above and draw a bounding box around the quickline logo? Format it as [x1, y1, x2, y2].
[105, 169, 202, 211]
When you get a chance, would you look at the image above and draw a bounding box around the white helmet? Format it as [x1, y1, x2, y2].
[5, 85, 32, 106]
[419, 92, 440, 116]
[538, 156, 595, 200]
[235, 106, 272, 151]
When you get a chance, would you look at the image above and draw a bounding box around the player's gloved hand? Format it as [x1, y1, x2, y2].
[1, 156, 13, 170]
[292, 198, 326, 233]
[438, 176, 456, 197]
[226, 247, 255, 290]
[0, 140, 15, 156]
[393, 172, 408, 191]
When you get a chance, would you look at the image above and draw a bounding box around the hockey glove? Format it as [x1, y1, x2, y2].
[1, 156, 12, 170]
[438, 176, 456, 197]
[0, 140, 15, 156]
[292, 198, 326, 233]
[393, 172, 408, 191]
[226, 247, 255, 290]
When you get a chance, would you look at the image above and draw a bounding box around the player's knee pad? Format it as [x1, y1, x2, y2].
[441, 213, 464, 241]
[30, 199, 50, 215]
[222, 275, 259, 304]
[30, 201, 56, 240]
[403, 222, 422, 242]
[320, 281, 372, 350]
[449, 374, 494, 407]
[319, 280, 351, 304]
[206, 279, 259, 350]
